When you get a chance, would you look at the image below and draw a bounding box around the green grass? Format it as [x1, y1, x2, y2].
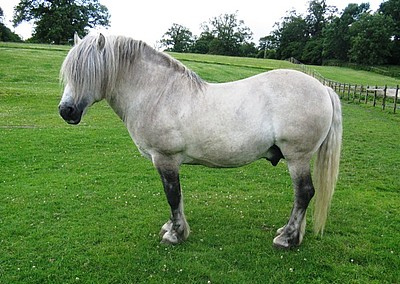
[168, 52, 298, 82]
[311, 65, 400, 87]
[169, 52, 296, 69]
[0, 43, 399, 283]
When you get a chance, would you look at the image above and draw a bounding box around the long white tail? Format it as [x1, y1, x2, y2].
[313, 87, 343, 235]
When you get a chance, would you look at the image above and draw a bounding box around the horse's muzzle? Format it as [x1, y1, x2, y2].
[59, 103, 83, 125]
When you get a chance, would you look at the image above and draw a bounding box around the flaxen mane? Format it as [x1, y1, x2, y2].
[60, 35, 204, 103]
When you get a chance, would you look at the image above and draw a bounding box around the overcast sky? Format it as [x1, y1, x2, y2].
[2, 0, 383, 46]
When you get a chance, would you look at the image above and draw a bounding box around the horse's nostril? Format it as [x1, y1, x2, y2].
[59, 104, 76, 120]
[60, 105, 73, 114]
[59, 103, 82, 124]
[66, 106, 74, 115]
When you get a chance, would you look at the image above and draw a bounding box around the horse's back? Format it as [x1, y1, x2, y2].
[207, 69, 333, 135]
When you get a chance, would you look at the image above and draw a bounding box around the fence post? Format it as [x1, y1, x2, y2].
[382, 85, 387, 111]
[291, 58, 397, 114]
[394, 85, 399, 114]
[353, 84, 357, 102]
[347, 83, 351, 101]
[342, 83, 345, 99]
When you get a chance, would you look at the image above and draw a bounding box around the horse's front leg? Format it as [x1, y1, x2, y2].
[156, 165, 190, 244]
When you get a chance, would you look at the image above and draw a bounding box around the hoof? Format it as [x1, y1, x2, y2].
[275, 225, 286, 236]
[159, 220, 189, 245]
[160, 231, 180, 245]
[273, 231, 300, 249]
[159, 220, 173, 238]
[273, 235, 292, 249]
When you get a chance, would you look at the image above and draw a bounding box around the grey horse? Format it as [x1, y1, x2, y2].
[59, 33, 342, 248]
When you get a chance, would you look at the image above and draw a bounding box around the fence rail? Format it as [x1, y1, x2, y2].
[289, 58, 400, 113]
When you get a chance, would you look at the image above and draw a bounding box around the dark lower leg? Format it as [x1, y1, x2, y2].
[274, 173, 315, 248]
[157, 167, 189, 244]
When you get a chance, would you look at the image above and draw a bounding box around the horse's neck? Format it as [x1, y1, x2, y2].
[107, 49, 189, 121]
[136, 53, 184, 93]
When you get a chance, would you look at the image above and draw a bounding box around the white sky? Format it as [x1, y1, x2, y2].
[1, 0, 383, 47]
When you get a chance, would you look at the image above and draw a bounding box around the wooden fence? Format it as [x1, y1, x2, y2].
[289, 58, 400, 114]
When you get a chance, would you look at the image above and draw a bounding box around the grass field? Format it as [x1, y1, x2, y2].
[311, 65, 400, 87]
[0, 42, 399, 283]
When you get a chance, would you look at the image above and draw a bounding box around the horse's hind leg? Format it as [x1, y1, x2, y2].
[273, 158, 315, 249]
[156, 161, 190, 245]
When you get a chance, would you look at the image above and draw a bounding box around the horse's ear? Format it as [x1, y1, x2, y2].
[74, 32, 81, 45]
[97, 33, 106, 51]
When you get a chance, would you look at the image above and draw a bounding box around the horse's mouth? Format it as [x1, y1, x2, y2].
[65, 118, 81, 125]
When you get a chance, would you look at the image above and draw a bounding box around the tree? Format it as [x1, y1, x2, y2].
[323, 3, 370, 62]
[306, 0, 336, 37]
[191, 32, 214, 54]
[13, 0, 110, 44]
[258, 35, 278, 58]
[272, 10, 309, 60]
[349, 13, 394, 65]
[302, 37, 324, 64]
[239, 42, 257, 57]
[302, 0, 337, 64]
[201, 12, 253, 56]
[379, 0, 400, 38]
[0, 7, 22, 42]
[160, 23, 193, 52]
[379, 0, 400, 64]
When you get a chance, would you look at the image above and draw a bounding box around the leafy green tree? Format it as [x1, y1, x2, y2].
[273, 11, 308, 60]
[302, 37, 324, 64]
[191, 32, 214, 54]
[379, 0, 400, 38]
[201, 12, 253, 56]
[160, 23, 193, 52]
[0, 7, 22, 42]
[258, 35, 278, 58]
[306, 0, 336, 37]
[13, 0, 110, 44]
[379, 0, 400, 64]
[302, 0, 336, 64]
[239, 42, 257, 57]
[323, 3, 370, 62]
[349, 13, 394, 65]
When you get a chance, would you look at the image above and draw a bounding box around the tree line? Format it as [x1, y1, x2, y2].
[161, 0, 400, 65]
[160, 12, 256, 57]
[1, 0, 399, 65]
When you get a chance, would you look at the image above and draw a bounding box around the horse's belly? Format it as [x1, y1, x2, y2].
[181, 103, 275, 167]
[183, 134, 273, 168]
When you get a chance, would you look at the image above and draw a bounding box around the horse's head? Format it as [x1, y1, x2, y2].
[59, 33, 106, 124]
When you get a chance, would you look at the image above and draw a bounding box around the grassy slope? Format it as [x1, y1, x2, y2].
[312, 65, 400, 87]
[0, 43, 399, 283]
